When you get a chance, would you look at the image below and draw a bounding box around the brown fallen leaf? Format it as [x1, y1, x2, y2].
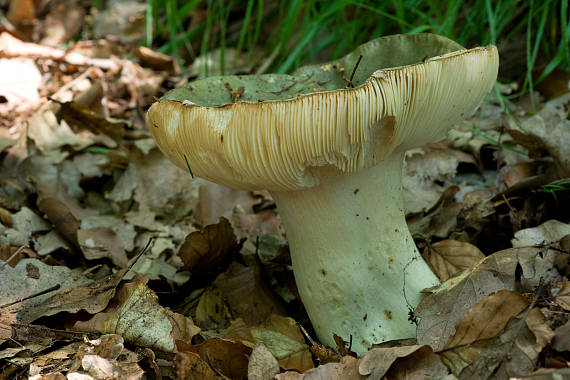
[525, 307, 555, 352]
[509, 103, 570, 177]
[68, 335, 143, 380]
[440, 297, 544, 379]
[178, 217, 238, 274]
[0, 258, 91, 344]
[421, 239, 485, 281]
[251, 315, 314, 372]
[134, 46, 179, 74]
[19, 269, 127, 324]
[551, 320, 570, 352]
[416, 244, 559, 350]
[77, 227, 129, 268]
[214, 262, 286, 325]
[73, 277, 200, 352]
[175, 351, 219, 380]
[359, 345, 428, 378]
[37, 197, 80, 247]
[442, 290, 529, 351]
[382, 345, 449, 379]
[177, 337, 251, 380]
[512, 219, 570, 247]
[224, 315, 314, 372]
[276, 355, 363, 380]
[39, 2, 85, 47]
[248, 342, 280, 380]
[195, 287, 231, 330]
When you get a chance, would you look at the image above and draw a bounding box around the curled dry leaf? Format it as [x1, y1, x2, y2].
[276, 356, 363, 380]
[525, 308, 555, 352]
[73, 277, 200, 352]
[195, 287, 231, 330]
[512, 219, 570, 247]
[416, 244, 560, 350]
[68, 335, 143, 380]
[175, 351, 219, 380]
[442, 290, 529, 351]
[178, 217, 238, 273]
[224, 315, 313, 372]
[359, 345, 427, 378]
[77, 227, 129, 268]
[552, 279, 570, 311]
[0, 259, 90, 344]
[441, 302, 544, 379]
[251, 315, 313, 372]
[248, 343, 280, 380]
[382, 345, 449, 380]
[552, 320, 570, 352]
[214, 262, 286, 325]
[177, 337, 251, 380]
[509, 98, 570, 177]
[19, 269, 126, 324]
[37, 197, 80, 247]
[421, 239, 485, 281]
[133, 149, 200, 223]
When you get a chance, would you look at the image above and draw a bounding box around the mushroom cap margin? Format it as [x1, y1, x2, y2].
[146, 45, 499, 191]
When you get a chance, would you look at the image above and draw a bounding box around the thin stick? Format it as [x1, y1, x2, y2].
[349, 55, 363, 84]
[0, 284, 61, 309]
[0, 245, 28, 270]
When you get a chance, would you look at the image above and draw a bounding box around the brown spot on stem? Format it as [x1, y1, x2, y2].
[384, 310, 393, 320]
[354, 188, 359, 194]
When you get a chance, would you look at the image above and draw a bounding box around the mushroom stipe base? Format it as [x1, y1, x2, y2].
[272, 153, 440, 354]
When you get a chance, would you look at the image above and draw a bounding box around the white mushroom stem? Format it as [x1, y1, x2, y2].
[271, 152, 440, 354]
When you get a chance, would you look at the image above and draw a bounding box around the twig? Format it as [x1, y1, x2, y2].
[0, 284, 61, 309]
[344, 55, 363, 88]
[0, 245, 28, 270]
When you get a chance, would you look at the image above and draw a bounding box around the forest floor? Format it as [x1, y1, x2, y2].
[1, 2, 570, 379]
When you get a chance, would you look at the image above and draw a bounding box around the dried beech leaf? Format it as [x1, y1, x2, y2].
[441, 306, 541, 379]
[359, 345, 426, 378]
[224, 315, 313, 372]
[512, 220, 570, 247]
[77, 227, 129, 268]
[214, 262, 285, 325]
[73, 277, 200, 352]
[525, 308, 555, 352]
[20, 269, 126, 323]
[416, 245, 558, 350]
[276, 356, 364, 380]
[180, 338, 250, 380]
[178, 217, 238, 272]
[175, 351, 219, 380]
[383, 346, 448, 379]
[422, 239, 485, 281]
[0, 259, 90, 344]
[442, 290, 529, 350]
[195, 287, 231, 330]
[552, 320, 570, 352]
[37, 197, 80, 246]
[250, 315, 313, 372]
[248, 343, 280, 380]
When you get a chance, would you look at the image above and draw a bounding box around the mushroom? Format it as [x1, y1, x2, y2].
[147, 33, 499, 354]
